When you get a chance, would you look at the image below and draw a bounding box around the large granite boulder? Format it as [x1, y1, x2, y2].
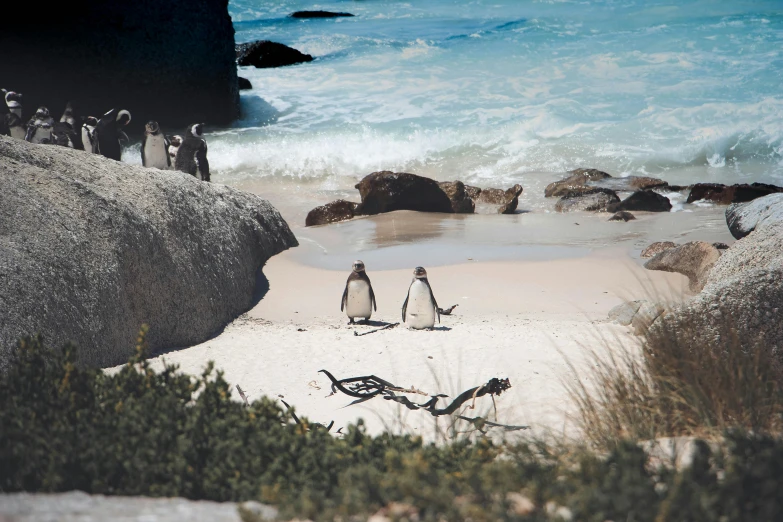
[236, 41, 314, 68]
[0, 136, 297, 369]
[554, 188, 620, 212]
[686, 182, 783, 204]
[644, 241, 721, 292]
[438, 181, 475, 213]
[545, 168, 611, 197]
[305, 199, 359, 226]
[725, 193, 783, 239]
[1, 0, 238, 129]
[355, 171, 453, 215]
[649, 210, 783, 375]
[607, 190, 672, 212]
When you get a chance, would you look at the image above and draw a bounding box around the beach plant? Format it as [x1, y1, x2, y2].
[2, 332, 783, 521]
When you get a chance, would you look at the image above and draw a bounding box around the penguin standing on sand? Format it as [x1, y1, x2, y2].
[174, 123, 210, 181]
[141, 121, 170, 169]
[95, 108, 131, 160]
[167, 135, 182, 169]
[402, 266, 440, 330]
[24, 106, 54, 144]
[2, 90, 25, 140]
[341, 260, 377, 324]
[81, 116, 99, 154]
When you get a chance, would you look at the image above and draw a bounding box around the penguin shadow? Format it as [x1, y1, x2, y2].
[430, 325, 452, 332]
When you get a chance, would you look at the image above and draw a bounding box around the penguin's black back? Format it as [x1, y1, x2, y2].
[95, 114, 121, 160]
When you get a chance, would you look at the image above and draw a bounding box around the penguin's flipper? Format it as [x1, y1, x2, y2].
[427, 281, 440, 323]
[24, 125, 35, 142]
[369, 283, 377, 312]
[196, 140, 210, 182]
[141, 135, 147, 167]
[402, 289, 410, 322]
[118, 130, 129, 144]
[341, 284, 348, 312]
[164, 136, 171, 167]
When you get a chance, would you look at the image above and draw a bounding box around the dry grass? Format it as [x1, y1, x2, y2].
[568, 308, 783, 449]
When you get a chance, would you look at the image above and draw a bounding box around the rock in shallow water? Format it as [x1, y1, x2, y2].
[355, 171, 454, 215]
[607, 190, 672, 213]
[0, 136, 298, 369]
[438, 181, 475, 213]
[236, 40, 313, 68]
[686, 182, 783, 205]
[554, 188, 620, 212]
[608, 211, 636, 222]
[238, 77, 253, 90]
[641, 241, 677, 258]
[305, 199, 360, 226]
[545, 168, 611, 197]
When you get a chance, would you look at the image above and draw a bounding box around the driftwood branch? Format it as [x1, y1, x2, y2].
[320, 370, 526, 431]
[236, 384, 249, 405]
[438, 304, 459, 315]
[354, 322, 399, 336]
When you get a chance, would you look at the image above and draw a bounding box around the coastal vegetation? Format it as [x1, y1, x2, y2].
[2, 328, 781, 521]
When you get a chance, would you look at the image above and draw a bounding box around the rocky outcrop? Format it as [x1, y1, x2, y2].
[686, 182, 783, 204]
[641, 241, 677, 258]
[725, 193, 783, 239]
[355, 172, 454, 215]
[236, 41, 314, 68]
[0, 492, 277, 522]
[238, 77, 253, 90]
[291, 11, 354, 18]
[305, 200, 359, 226]
[554, 188, 620, 212]
[476, 184, 524, 214]
[438, 181, 475, 213]
[594, 176, 668, 192]
[607, 191, 672, 212]
[0, 136, 297, 369]
[644, 241, 721, 292]
[545, 168, 611, 197]
[609, 211, 636, 222]
[2, 0, 239, 129]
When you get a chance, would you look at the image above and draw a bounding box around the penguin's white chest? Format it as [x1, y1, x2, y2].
[30, 126, 51, 144]
[168, 146, 179, 170]
[143, 135, 169, 169]
[345, 280, 373, 319]
[9, 125, 25, 140]
[405, 280, 436, 329]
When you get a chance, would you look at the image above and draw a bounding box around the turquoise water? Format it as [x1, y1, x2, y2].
[214, 0, 783, 192]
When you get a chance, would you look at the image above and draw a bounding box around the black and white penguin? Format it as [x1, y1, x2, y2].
[58, 102, 83, 150]
[24, 106, 54, 144]
[2, 90, 25, 140]
[81, 116, 99, 154]
[174, 123, 210, 181]
[51, 121, 76, 148]
[95, 108, 131, 161]
[141, 121, 170, 169]
[340, 260, 377, 324]
[167, 134, 182, 169]
[401, 266, 440, 330]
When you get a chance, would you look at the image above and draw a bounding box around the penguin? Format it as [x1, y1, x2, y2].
[59, 101, 83, 149]
[340, 260, 377, 324]
[401, 266, 440, 330]
[3, 90, 25, 140]
[24, 106, 54, 144]
[175, 123, 210, 181]
[95, 108, 131, 161]
[141, 121, 170, 169]
[167, 134, 182, 169]
[51, 121, 76, 148]
[80, 116, 99, 154]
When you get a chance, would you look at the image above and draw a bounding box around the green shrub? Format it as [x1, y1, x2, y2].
[1, 333, 783, 521]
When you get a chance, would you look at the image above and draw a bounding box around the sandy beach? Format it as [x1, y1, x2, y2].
[128, 223, 707, 440]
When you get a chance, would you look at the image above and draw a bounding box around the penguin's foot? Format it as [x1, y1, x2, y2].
[348, 318, 355, 325]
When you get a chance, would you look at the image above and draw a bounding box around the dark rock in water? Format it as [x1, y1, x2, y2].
[1, 0, 239, 129]
[686, 182, 783, 204]
[667, 185, 693, 192]
[236, 41, 314, 68]
[725, 193, 783, 239]
[608, 211, 636, 222]
[305, 199, 359, 226]
[644, 241, 721, 292]
[608, 190, 672, 212]
[545, 168, 611, 197]
[555, 188, 620, 212]
[464, 185, 482, 200]
[474, 184, 524, 214]
[641, 241, 677, 258]
[0, 136, 297, 369]
[713, 242, 730, 250]
[438, 181, 475, 214]
[238, 77, 253, 90]
[291, 10, 355, 18]
[355, 171, 453, 215]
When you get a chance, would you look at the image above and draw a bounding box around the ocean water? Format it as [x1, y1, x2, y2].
[209, 0, 783, 196]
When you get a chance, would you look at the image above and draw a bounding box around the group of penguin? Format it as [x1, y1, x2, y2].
[342, 262, 441, 330]
[1, 89, 210, 181]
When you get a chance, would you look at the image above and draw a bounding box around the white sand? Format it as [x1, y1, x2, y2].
[125, 246, 689, 441]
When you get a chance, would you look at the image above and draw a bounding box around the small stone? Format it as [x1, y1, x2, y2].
[608, 211, 636, 222]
